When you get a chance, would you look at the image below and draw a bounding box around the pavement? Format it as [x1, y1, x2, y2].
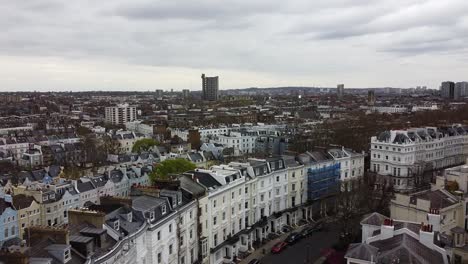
[239, 221, 341, 264]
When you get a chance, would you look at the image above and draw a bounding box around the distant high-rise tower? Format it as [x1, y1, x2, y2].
[368, 90, 376, 106]
[201, 74, 219, 101]
[155, 89, 164, 98]
[455, 82, 468, 99]
[440, 81, 455, 99]
[337, 84, 344, 99]
[182, 89, 190, 99]
[105, 104, 137, 125]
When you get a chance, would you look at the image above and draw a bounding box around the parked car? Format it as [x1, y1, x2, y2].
[271, 242, 288, 253]
[248, 259, 260, 264]
[281, 225, 293, 233]
[300, 227, 315, 237]
[311, 221, 324, 231]
[285, 232, 302, 245]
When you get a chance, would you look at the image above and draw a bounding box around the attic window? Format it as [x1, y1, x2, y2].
[177, 195, 182, 204]
[64, 249, 71, 260]
[149, 211, 155, 221]
[113, 220, 120, 231]
[127, 212, 132, 222]
[162, 205, 167, 215]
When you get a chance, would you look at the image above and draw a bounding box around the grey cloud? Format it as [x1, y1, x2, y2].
[0, 0, 468, 91]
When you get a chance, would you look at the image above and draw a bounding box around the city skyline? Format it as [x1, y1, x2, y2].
[2, 0, 468, 91]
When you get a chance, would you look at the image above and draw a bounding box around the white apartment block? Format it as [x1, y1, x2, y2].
[105, 104, 137, 125]
[187, 167, 246, 264]
[199, 127, 231, 141]
[371, 125, 468, 192]
[327, 147, 365, 182]
[370, 105, 408, 114]
[180, 156, 312, 264]
[125, 120, 154, 136]
[214, 131, 257, 156]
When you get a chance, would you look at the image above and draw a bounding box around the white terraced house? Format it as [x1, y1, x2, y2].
[371, 124, 468, 192]
[182, 167, 246, 264]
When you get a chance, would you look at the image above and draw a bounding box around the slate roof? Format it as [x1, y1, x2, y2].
[185, 170, 222, 188]
[188, 152, 204, 162]
[90, 175, 108, 188]
[360, 212, 389, 226]
[394, 221, 421, 234]
[370, 234, 444, 264]
[410, 189, 458, 209]
[0, 198, 14, 214]
[203, 151, 215, 161]
[77, 180, 95, 193]
[345, 243, 378, 262]
[132, 195, 166, 211]
[109, 170, 124, 183]
[12, 194, 35, 210]
[48, 165, 61, 177]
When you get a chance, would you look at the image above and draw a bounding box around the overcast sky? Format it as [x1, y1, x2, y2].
[2, 0, 468, 91]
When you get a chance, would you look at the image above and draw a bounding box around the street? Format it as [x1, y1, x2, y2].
[260, 223, 341, 264]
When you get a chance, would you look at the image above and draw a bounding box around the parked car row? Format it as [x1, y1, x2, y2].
[271, 221, 325, 254]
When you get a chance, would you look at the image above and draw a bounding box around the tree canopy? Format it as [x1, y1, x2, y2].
[132, 138, 159, 153]
[150, 158, 196, 182]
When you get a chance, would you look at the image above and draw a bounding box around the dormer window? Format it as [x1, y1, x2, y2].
[64, 249, 71, 261]
[162, 205, 167, 215]
[113, 220, 120, 231]
[127, 212, 132, 222]
[177, 195, 182, 205]
[150, 211, 155, 221]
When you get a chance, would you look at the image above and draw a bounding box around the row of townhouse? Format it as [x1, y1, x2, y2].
[0, 163, 153, 245]
[178, 150, 364, 264]
[370, 124, 468, 192]
[0, 146, 364, 263]
[109, 130, 148, 154]
[0, 135, 81, 164]
[0, 188, 199, 264]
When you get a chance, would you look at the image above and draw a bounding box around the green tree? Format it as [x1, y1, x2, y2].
[132, 138, 159, 153]
[150, 158, 196, 182]
[62, 165, 83, 180]
[76, 126, 92, 136]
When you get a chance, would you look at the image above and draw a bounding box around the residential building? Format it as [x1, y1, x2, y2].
[131, 189, 199, 264]
[390, 189, 463, 234]
[435, 161, 468, 230]
[327, 147, 365, 182]
[12, 194, 41, 239]
[75, 179, 99, 207]
[337, 84, 344, 99]
[370, 105, 408, 114]
[346, 212, 450, 264]
[125, 120, 154, 136]
[0, 195, 18, 245]
[181, 167, 246, 264]
[284, 156, 306, 225]
[441, 81, 456, 99]
[111, 131, 147, 154]
[367, 90, 375, 106]
[183, 89, 190, 99]
[455, 82, 468, 99]
[371, 125, 468, 192]
[202, 74, 219, 101]
[19, 147, 43, 169]
[214, 131, 257, 156]
[105, 104, 137, 125]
